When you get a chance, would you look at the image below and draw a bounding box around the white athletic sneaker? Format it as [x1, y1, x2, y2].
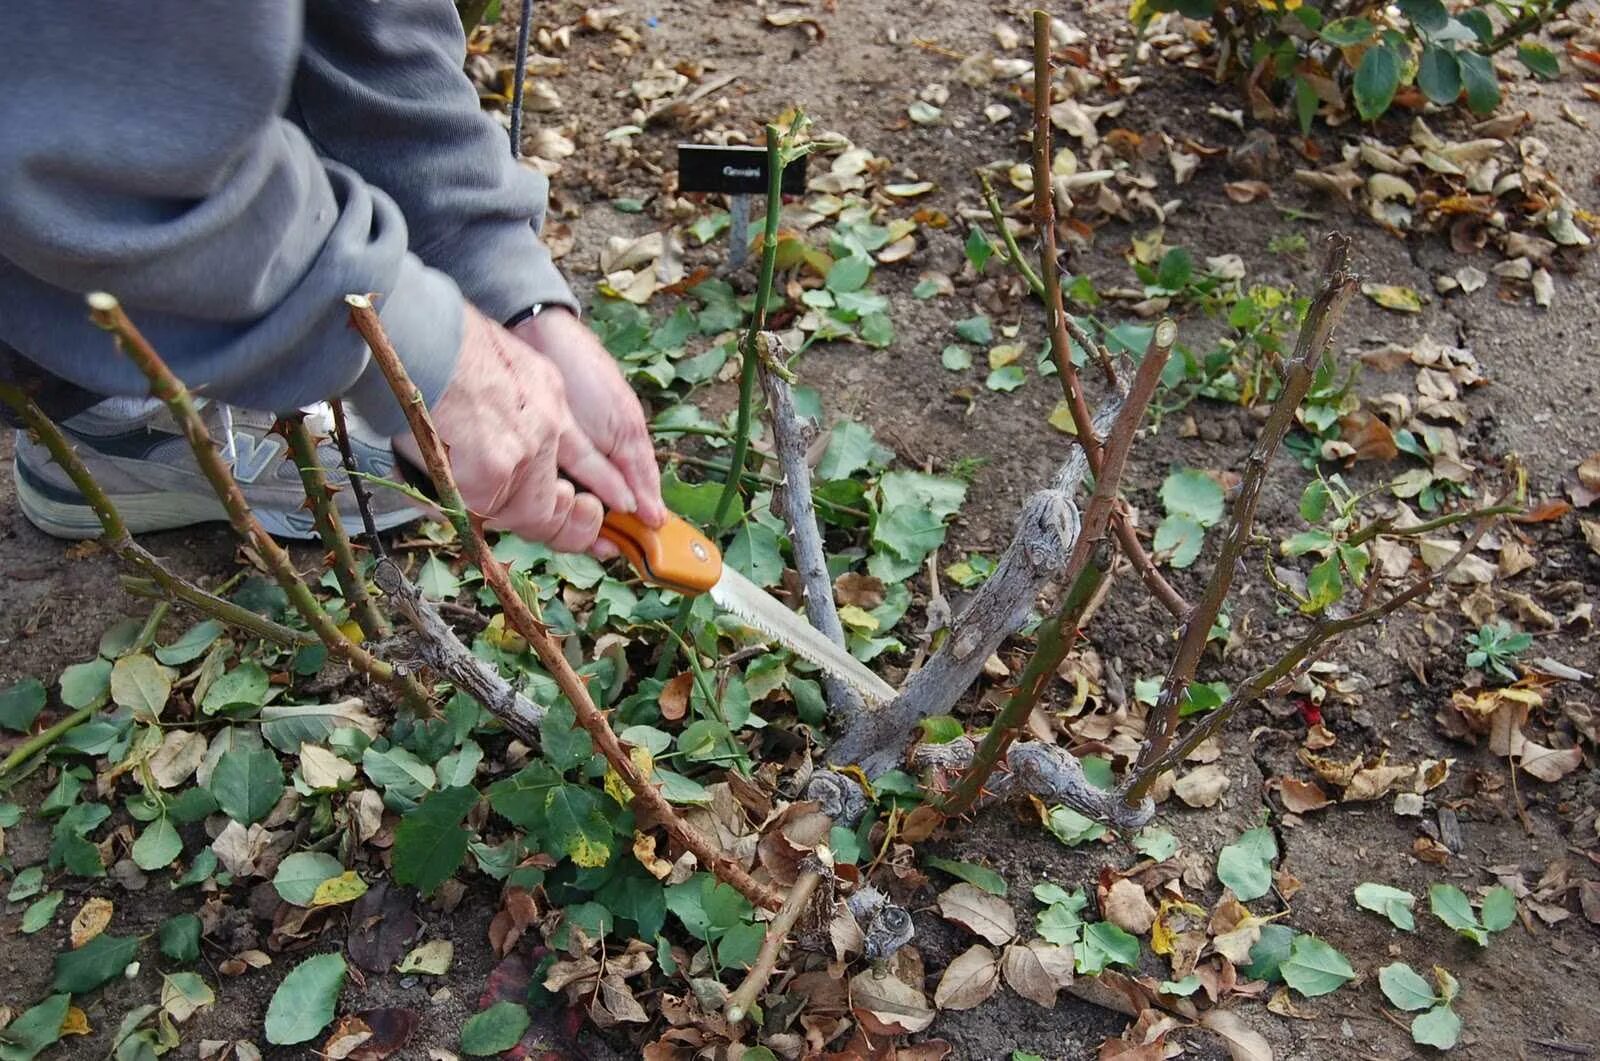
[13, 398, 420, 540]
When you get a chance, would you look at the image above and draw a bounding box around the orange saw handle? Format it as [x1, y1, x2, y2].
[599, 511, 722, 595]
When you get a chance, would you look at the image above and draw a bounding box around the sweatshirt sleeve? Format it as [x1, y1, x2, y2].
[0, 3, 463, 436]
[294, 0, 579, 323]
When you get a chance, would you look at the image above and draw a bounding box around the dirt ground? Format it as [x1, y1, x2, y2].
[2, 0, 1597, 1058]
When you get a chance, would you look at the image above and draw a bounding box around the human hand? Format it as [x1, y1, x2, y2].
[391, 305, 633, 554]
[512, 308, 666, 531]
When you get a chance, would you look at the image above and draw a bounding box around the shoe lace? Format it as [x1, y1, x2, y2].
[220, 404, 238, 469]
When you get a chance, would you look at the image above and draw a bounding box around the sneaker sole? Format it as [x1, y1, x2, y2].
[14, 458, 418, 541]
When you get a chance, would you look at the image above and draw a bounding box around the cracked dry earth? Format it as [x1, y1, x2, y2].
[3, 0, 1599, 1058]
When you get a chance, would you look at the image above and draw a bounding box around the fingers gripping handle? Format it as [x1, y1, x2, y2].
[599, 512, 722, 595]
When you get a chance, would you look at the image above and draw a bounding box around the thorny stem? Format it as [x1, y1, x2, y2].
[1121, 497, 1513, 798]
[1345, 504, 1521, 548]
[662, 118, 799, 679]
[0, 381, 316, 649]
[713, 123, 789, 529]
[937, 321, 1171, 815]
[86, 294, 402, 688]
[1486, 0, 1575, 52]
[1026, 10, 1187, 620]
[282, 415, 393, 642]
[329, 399, 386, 554]
[348, 294, 785, 912]
[1133, 235, 1356, 788]
[936, 552, 1108, 817]
[0, 704, 99, 780]
[979, 170, 1044, 299]
[1032, 10, 1099, 466]
[725, 865, 826, 1024]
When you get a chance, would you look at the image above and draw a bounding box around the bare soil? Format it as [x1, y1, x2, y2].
[2, 1, 1597, 1058]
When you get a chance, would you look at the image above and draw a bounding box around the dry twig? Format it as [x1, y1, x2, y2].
[755, 333, 864, 719]
[1135, 235, 1357, 775]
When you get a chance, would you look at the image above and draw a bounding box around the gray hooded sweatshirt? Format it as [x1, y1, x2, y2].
[0, 0, 576, 436]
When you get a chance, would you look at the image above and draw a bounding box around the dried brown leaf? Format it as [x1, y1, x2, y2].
[849, 967, 935, 1034]
[1275, 778, 1331, 813]
[1102, 879, 1157, 936]
[933, 944, 1001, 1010]
[1001, 943, 1057, 1007]
[70, 897, 113, 949]
[834, 572, 886, 609]
[1200, 1009, 1274, 1061]
[659, 672, 692, 721]
[937, 883, 1017, 945]
[1173, 764, 1230, 808]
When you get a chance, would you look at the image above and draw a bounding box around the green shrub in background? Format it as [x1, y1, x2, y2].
[1134, 0, 1568, 128]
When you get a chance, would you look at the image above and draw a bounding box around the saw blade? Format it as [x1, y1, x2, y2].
[709, 567, 898, 705]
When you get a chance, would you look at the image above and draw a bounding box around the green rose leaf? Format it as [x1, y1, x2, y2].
[1133, 827, 1180, 862]
[1412, 1004, 1463, 1050]
[156, 620, 225, 666]
[1428, 883, 1487, 945]
[1077, 921, 1140, 975]
[1161, 469, 1224, 526]
[460, 1001, 531, 1056]
[264, 952, 347, 1045]
[159, 913, 202, 964]
[1244, 923, 1296, 983]
[273, 851, 344, 907]
[209, 747, 285, 825]
[1216, 827, 1278, 902]
[110, 653, 173, 721]
[392, 785, 478, 896]
[1457, 50, 1500, 115]
[925, 856, 1007, 897]
[1479, 885, 1516, 932]
[201, 661, 270, 715]
[818, 421, 893, 480]
[1354, 882, 1417, 931]
[1281, 935, 1355, 997]
[941, 344, 973, 371]
[53, 932, 140, 993]
[1516, 42, 1560, 80]
[59, 658, 113, 710]
[132, 815, 183, 871]
[0, 994, 71, 1059]
[1378, 961, 1436, 1011]
[954, 315, 993, 344]
[1154, 514, 1206, 569]
[825, 255, 872, 294]
[1417, 45, 1461, 105]
[0, 678, 47, 733]
[21, 891, 64, 934]
[1353, 43, 1401, 121]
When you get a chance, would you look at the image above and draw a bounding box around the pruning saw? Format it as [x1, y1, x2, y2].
[598, 512, 897, 706]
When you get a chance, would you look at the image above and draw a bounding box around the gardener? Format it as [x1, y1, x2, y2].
[0, 1, 665, 556]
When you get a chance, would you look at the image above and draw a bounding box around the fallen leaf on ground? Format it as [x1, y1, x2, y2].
[850, 966, 935, 1034]
[1276, 778, 1331, 813]
[1174, 765, 1230, 808]
[934, 944, 1001, 1010]
[937, 883, 1017, 945]
[1103, 879, 1157, 935]
[1200, 1008, 1274, 1060]
[70, 897, 114, 949]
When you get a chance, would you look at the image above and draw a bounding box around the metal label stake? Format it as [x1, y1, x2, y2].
[727, 193, 751, 270]
[677, 143, 807, 273]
